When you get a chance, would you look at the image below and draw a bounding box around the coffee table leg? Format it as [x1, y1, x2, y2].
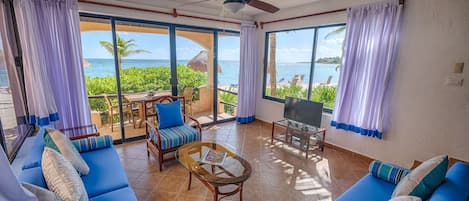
[239, 183, 244, 201]
[213, 187, 219, 201]
[187, 172, 192, 190]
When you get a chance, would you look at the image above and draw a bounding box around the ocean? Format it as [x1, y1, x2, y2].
[84, 58, 340, 86]
[0, 67, 9, 87]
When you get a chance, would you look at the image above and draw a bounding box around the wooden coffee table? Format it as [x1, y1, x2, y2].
[178, 142, 252, 201]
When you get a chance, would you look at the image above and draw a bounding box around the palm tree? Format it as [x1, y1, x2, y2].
[325, 26, 346, 71]
[100, 35, 150, 69]
[325, 26, 346, 39]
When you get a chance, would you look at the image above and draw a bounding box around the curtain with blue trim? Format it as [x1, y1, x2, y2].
[236, 23, 258, 124]
[331, 0, 402, 139]
[14, 0, 92, 128]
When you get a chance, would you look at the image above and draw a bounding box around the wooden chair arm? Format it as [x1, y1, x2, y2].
[145, 120, 162, 148]
[184, 114, 202, 134]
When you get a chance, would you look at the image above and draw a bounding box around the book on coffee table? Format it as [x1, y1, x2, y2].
[201, 149, 227, 166]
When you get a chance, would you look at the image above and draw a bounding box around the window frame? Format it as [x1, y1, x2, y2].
[262, 23, 346, 114]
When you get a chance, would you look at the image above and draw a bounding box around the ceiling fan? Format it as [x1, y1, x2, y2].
[178, 0, 280, 14]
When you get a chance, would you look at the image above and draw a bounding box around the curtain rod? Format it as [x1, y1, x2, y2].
[77, 0, 242, 25]
[259, 0, 404, 29]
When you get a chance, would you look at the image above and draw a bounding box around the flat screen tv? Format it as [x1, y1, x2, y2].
[284, 97, 323, 128]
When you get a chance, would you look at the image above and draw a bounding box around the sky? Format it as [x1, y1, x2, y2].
[80, 25, 344, 63]
[81, 31, 240, 61]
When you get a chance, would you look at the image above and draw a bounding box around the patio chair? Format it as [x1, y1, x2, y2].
[104, 94, 135, 132]
[145, 96, 202, 171]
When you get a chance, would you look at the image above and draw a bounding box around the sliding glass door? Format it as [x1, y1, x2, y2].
[217, 32, 240, 121]
[115, 21, 171, 140]
[176, 28, 215, 125]
[80, 17, 122, 141]
[79, 14, 240, 142]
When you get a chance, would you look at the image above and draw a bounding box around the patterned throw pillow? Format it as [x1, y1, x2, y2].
[72, 135, 113, 153]
[392, 155, 448, 199]
[45, 128, 90, 175]
[369, 160, 410, 184]
[22, 182, 63, 201]
[42, 147, 88, 201]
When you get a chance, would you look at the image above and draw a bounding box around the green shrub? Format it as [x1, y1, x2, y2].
[86, 65, 207, 111]
[311, 85, 337, 108]
[265, 85, 337, 109]
[219, 88, 237, 115]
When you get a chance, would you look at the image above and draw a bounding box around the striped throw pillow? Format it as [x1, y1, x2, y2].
[369, 160, 410, 184]
[72, 135, 113, 153]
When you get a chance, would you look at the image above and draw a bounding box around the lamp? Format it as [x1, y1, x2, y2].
[223, 0, 245, 13]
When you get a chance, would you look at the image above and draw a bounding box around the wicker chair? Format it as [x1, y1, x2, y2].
[145, 96, 202, 171]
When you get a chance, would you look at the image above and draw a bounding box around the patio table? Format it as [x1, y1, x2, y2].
[126, 91, 171, 128]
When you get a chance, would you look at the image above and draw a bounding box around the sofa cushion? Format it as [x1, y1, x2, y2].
[80, 147, 129, 198]
[42, 147, 88, 201]
[72, 135, 113, 153]
[89, 187, 137, 201]
[46, 128, 90, 175]
[392, 155, 448, 199]
[389, 196, 422, 201]
[22, 128, 47, 169]
[156, 100, 184, 129]
[150, 124, 200, 150]
[19, 166, 47, 188]
[369, 160, 410, 184]
[336, 174, 395, 201]
[428, 162, 469, 201]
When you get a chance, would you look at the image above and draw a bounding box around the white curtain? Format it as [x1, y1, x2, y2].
[14, 0, 91, 128]
[236, 23, 258, 124]
[331, 0, 402, 139]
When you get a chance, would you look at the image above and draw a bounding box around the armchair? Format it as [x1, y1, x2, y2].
[145, 96, 202, 171]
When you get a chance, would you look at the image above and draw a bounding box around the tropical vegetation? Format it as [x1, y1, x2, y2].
[86, 65, 207, 112]
[266, 85, 337, 109]
[100, 35, 151, 70]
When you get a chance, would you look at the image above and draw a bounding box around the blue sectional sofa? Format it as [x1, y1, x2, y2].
[18, 127, 137, 201]
[336, 162, 469, 201]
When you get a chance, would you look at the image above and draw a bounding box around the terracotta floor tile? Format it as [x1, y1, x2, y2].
[115, 121, 368, 201]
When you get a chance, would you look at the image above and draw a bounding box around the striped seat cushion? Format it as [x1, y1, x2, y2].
[149, 124, 200, 150]
[369, 160, 410, 184]
[72, 135, 113, 153]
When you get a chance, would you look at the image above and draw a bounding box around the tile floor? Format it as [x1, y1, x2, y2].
[115, 120, 370, 201]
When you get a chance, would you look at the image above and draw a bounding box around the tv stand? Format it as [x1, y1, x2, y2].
[271, 119, 326, 158]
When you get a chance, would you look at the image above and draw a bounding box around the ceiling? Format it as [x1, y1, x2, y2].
[88, 0, 321, 20]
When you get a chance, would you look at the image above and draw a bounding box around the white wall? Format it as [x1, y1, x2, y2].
[254, 0, 469, 167]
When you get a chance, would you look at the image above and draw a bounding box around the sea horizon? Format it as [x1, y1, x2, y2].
[84, 58, 340, 86]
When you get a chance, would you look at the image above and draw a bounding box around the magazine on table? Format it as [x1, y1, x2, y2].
[201, 149, 227, 166]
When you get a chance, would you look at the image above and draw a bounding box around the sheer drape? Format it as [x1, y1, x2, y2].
[236, 23, 258, 124]
[331, 0, 402, 139]
[0, 1, 26, 124]
[14, 0, 91, 128]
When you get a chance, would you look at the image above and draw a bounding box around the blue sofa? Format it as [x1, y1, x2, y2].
[18, 127, 137, 201]
[336, 162, 469, 201]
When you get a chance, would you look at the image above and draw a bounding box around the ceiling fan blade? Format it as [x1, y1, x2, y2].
[247, 0, 279, 13]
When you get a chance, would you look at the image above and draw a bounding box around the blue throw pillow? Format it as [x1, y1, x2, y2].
[156, 100, 184, 129]
[369, 160, 410, 184]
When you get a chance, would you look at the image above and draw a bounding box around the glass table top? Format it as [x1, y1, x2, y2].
[178, 141, 252, 185]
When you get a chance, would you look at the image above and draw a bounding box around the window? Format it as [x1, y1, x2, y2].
[0, 0, 32, 161]
[263, 24, 346, 111]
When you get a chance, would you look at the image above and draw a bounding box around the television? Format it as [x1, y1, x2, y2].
[284, 97, 323, 128]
